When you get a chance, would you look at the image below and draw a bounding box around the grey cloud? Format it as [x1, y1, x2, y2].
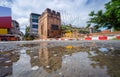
[0, 0, 109, 32]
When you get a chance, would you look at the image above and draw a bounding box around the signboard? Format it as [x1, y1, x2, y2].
[0, 6, 12, 28]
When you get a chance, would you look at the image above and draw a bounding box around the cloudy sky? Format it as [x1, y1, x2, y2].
[0, 0, 109, 33]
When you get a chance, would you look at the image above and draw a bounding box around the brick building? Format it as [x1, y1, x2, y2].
[38, 8, 61, 39]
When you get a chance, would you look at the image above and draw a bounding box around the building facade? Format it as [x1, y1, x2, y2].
[0, 6, 23, 41]
[10, 20, 23, 35]
[30, 13, 40, 35]
[38, 8, 61, 39]
[0, 6, 12, 35]
[9, 20, 23, 40]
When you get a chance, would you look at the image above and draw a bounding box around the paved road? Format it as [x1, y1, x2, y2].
[0, 40, 120, 52]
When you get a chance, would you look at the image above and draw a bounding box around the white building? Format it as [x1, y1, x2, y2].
[30, 13, 40, 35]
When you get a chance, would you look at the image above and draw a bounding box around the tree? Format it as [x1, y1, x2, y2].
[86, 24, 91, 28]
[24, 26, 30, 40]
[61, 24, 73, 33]
[24, 26, 30, 37]
[104, 0, 120, 31]
[87, 0, 120, 31]
[87, 10, 107, 30]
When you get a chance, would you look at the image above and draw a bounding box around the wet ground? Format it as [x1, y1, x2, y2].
[0, 40, 120, 77]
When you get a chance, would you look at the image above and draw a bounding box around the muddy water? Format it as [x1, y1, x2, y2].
[0, 42, 120, 77]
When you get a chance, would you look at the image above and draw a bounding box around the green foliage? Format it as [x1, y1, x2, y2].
[89, 11, 95, 16]
[61, 24, 73, 33]
[25, 26, 30, 33]
[78, 29, 89, 34]
[111, 38, 120, 40]
[87, 0, 120, 31]
[61, 24, 89, 35]
[86, 24, 91, 28]
[24, 26, 37, 40]
[24, 26, 30, 38]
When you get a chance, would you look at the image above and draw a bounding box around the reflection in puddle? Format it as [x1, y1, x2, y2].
[98, 48, 109, 53]
[0, 42, 120, 77]
[12, 49, 31, 77]
[0, 51, 20, 77]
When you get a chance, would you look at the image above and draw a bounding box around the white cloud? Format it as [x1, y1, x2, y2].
[0, 0, 110, 33]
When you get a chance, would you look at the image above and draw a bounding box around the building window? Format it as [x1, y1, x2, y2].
[32, 25, 38, 29]
[32, 15, 39, 19]
[32, 19, 38, 23]
[51, 24, 59, 30]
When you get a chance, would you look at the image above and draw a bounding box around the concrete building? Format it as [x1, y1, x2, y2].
[10, 20, 23, 35]
[9, 20, 23, 40]
[38, 8, 61, 39]
[9, 20, 20, 34]
[30, 13, 40, 35]
[0, 6, 23, 41]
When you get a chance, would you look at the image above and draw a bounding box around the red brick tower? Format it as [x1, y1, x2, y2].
[38, 8, 61, 39]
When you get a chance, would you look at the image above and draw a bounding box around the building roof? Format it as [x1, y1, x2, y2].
[30, 13, 41, 16]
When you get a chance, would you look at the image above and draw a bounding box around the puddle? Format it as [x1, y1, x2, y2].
[31, 66, 39, 70]
[0, 41, 120, 77]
